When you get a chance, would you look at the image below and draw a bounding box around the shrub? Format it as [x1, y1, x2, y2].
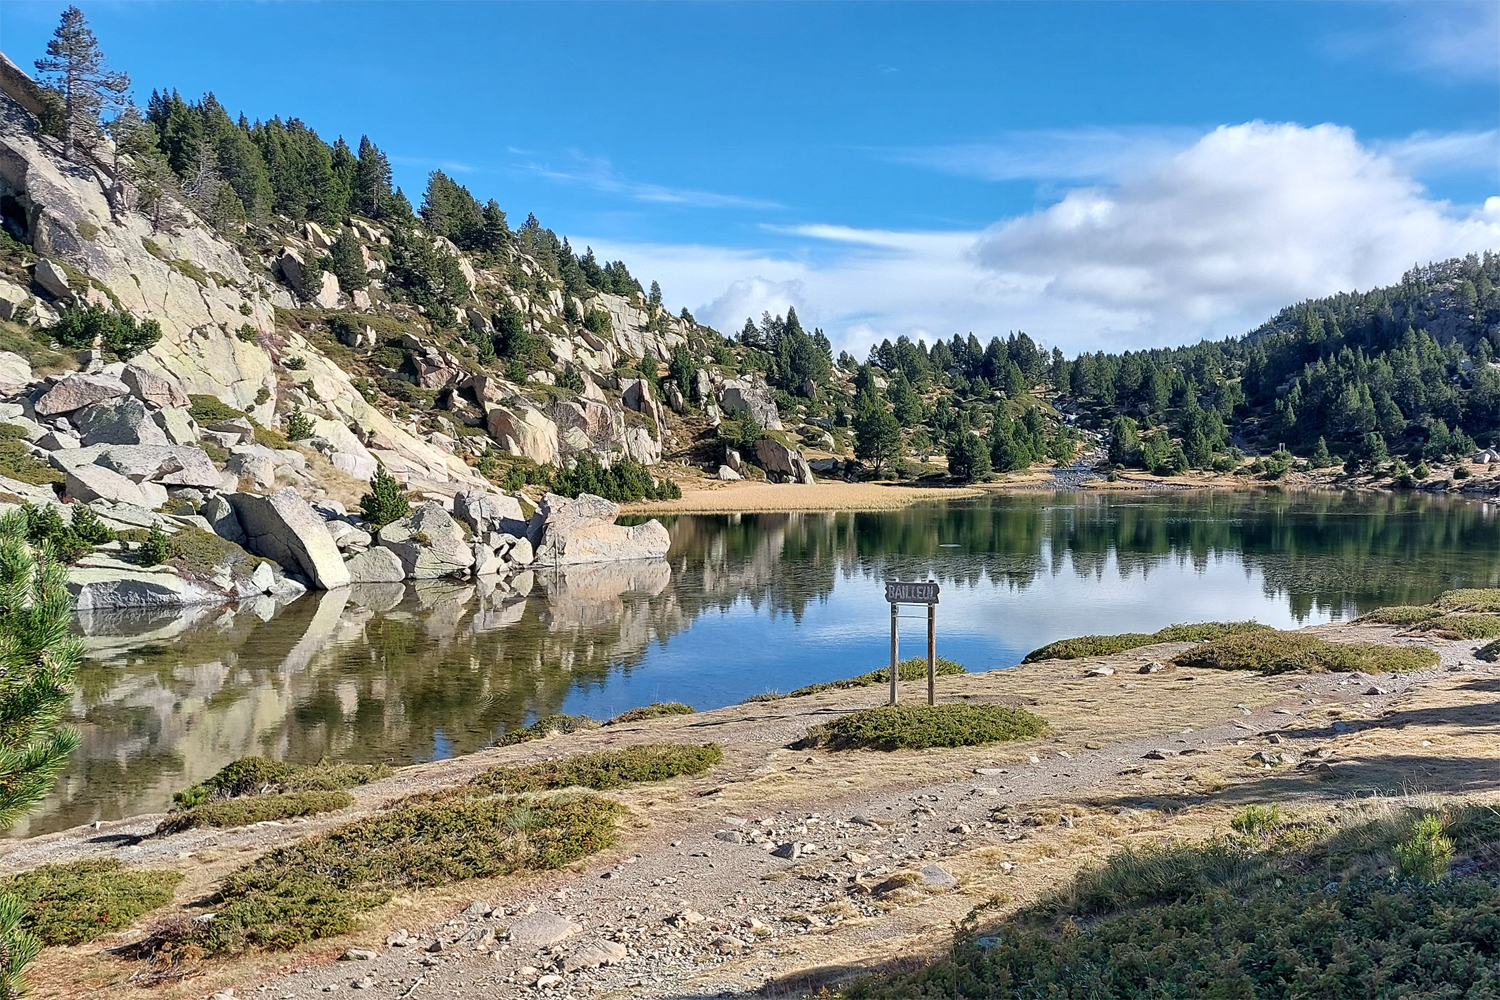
[1395, 814, 1453, 882]
[1174, 632, 1439, 674]
[283, 355, 307, 371]
[188, 790, 620, 955]
[20, 502, 94, 561]
[843, 820, 1500, 1000]
[1023, 622, 1270, 662]
[1357, 605, 1445, 626]
[358, 464, 410, 530]
[0, 860, 183, 946]
[68, 503, 114, 544]
[469, 743, 723, 794]
[140, 521, 172, 565]
[187, 394, 247, 425]
[1413, 614, 1500, 639]
[0, 437, 65, 487]
[51, 303, 161, 359]
[1231, 803, 1282, 838]
[172, 757, 388, 809]
[799, 703, 1048, 752]
[285, 403, 314, 441]
[1454, 465, 1471, 479]
[551, 452, 679, 503]
[237, 323, 258, 343]
[494, 713, 598, 747]
[1435, 588, 1500, 613]
[605, 702, 696, 726]
[156, 790, 354, 835]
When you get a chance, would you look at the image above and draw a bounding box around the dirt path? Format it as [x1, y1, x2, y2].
[16, 624, 1500, 999]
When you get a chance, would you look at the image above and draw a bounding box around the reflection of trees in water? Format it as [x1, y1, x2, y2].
[21, 490, 1500, 838]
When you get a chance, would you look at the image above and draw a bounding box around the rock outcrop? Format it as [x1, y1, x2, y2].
[530, 493, 670, 566]
[376, 502, 475, 579]
[755, 436, 816, 485]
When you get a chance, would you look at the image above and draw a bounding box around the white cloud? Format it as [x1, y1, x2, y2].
[975, 122, 1500, 339]
[522, 152, 781, 210]
[586, 123, 1500, 359]
[1376, 129, 1500, 179]
[890, 126, 1199, 183]
[1326, 2, 1500, 82]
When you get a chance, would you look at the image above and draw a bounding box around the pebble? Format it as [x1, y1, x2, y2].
[1140, 661, 1169, 674]
[1087, 666, 1116, 677]
[1143, 748, 1174, 760]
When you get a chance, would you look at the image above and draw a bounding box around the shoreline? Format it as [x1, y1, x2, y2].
[11, 619, 1497, 999]
[624, 465, 1500, 516]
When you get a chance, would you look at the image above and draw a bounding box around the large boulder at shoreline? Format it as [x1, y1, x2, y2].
[229, 487, 350, 589]
[530, 492, 670, 566]
[376, 501, 474, 579]
[344, 544, 405, 583]
[67, 554, 221, 610]
[453, 488, 527, 537]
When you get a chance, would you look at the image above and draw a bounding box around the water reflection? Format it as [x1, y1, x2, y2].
[21, 489, 1500, 837]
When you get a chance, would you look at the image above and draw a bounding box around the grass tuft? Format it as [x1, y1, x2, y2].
[605, 702, 696, 726]
[798, 703, 1048, 752]
[1434, 589, 1500, 613]
[172, 757, 389, 809]
[1, 860, 183, 946]
[1023, 622, 1270, 662]
[1173, 631, 1438, 674]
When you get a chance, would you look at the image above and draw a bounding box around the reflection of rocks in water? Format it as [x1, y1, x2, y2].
[540, 560, 672, 630]
[279, 589, 351, 674]
[347, 582, 406, 614]
[75, 601, 226, 647]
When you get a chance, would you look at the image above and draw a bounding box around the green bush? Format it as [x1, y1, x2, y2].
[285, 403, 314, 440]
[1357, 604, 1445, 626]
[469, 743, 722, 794]
[68, 504, 114, 545]
[358, 464, 410, 529]
[1435, 588, 1500, 613]
[1023, 622, 1270, 662]
[139, 521, 171, 565]
[1395, 814, 1453, 882]
[283, 355, 307, 371]
[172, 757, 389, 809]
[494, 713, 598, 747]
[1174, 632, 1439, 674]
[0, 860, 182, 946]
[187, 394, 247, 425]
[0, 438, 64, 487]
[844, 814, 1500, 1000]
[799, 703, 1048, 752]
[156, 790, 354, 835]
[605, 702, 696, 725]
[51, 303, 161, 359]
[19, 502, 96, 561]
[552, 452, 680, 503]
[188, 790, 620, 955]
[1413, 613, 1500, 638]
[1231, 803, 1282, 838]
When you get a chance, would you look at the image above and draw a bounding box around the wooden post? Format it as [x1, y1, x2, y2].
[927, 602, 936, 706]
[889, 601, 899, 705]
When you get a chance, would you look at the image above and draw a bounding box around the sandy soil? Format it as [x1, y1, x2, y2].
[11, 621, 1499, 1000]
[624, 480, 984, 515]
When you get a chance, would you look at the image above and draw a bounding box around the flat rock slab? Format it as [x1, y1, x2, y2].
[562, 939, 627, 972]
[505, 912, 582, 949]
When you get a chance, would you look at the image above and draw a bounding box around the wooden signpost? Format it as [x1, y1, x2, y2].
[884, 580, 940, 706]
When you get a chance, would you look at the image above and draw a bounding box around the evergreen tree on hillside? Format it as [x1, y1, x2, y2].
[34, 6, 129, 161]
[353, 136, 393, 218]
[854, 398, 901, 475]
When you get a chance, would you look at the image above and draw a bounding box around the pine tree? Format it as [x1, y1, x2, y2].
[34, 6, 129, 161]
[853, 400, 901, 475]
[327, 231, 369, 292]
[0, 508, 83, 997]
[1310, 436, 1333, 469]
[360, 465, 410, 529]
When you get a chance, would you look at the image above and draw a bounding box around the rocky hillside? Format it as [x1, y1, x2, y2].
[0, 53, 831, 609]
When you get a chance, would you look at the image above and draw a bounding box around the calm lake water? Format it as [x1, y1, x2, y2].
[20, 488, 1500, 837]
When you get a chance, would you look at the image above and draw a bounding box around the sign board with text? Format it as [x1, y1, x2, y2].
[885, 580, 940, 605]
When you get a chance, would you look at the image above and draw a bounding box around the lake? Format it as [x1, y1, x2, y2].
[20, 488, 1500, 837]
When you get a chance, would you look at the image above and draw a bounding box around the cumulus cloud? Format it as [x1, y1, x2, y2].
[586, 123, 1500, 357]
[974, 122, 1500, 340]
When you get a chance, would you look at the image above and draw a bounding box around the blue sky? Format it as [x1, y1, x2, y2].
[3, 1, 1498, 355]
